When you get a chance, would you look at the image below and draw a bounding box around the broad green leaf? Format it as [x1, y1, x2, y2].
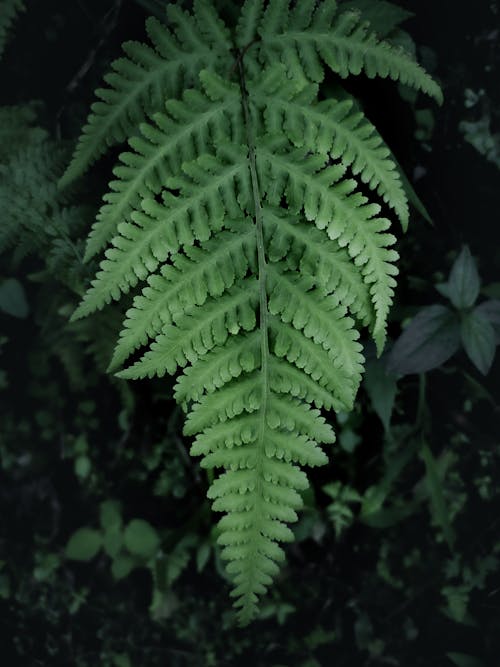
[448, 246, 480, 309]
[420, 442, 455, 549]
[0, 278, 29, 318]
[99, 500, 123, 531]
[124, 519, 160, 559]
[364, 356, 397, 431]
[461, 311, 496, 375]
[475, 299, 500, 344]
[65, 527, 102, 561]
[387, 305, 460, 375]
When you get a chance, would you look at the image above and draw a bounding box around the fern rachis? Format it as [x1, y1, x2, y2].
[66, 0, 441, 624]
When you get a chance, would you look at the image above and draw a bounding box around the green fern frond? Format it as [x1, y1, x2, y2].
[118, 281, 259, 380]
[110, 224, 256, 371]
[70, 0, 441, 623]
[0, 0, 25, 60]
[257, 0, 443, 103]
[0, 104, 91, 293]
[60, 3, 231, 188]
[253, 65, 409, 228]
[263, 207, 374, 328]
[81, 72, 242, 262]
[257, 140, 398, 349]
[73, 145, 249, 318]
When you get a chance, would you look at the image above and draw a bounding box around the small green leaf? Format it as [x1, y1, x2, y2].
[66, 528, 102, 561]
[103, 525, 123, 558]
[446, 652, 485, 667]
[461, 311, 496, 375]
[420, 442, 455, 549]
[74, 455, 91, 479]
[360, 503, 418, 528]
[111, 554, 135, 580]
[99, 500, 122, 531]
[364, 357, 397, 431]
[124, 519, 160, 559]
[112, 654, 132, 667]
[0, 279, 29, 318]
[435, 282, 451, 299]
[448, 246, 480, 309]
[387, 305, 461, 375]
[196, 542, 211, 573]
[338, 427, 361, 453]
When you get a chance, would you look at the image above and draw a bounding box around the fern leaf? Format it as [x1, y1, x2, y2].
[263, 206, 374, 328]
[235, 0, 264, 48]
[73, 148, 249, 319]
[82, 72, 241, 262]
[258, 141, 398, 349]
[60, 10, 225, 187]
[259, 1, 443, 103]
[175, 331, 261, 404]
[253, 67, 409, 228]
[117, 282, 259, 380]
[110, 225, 256, 371]
[71, 0, 441, 624]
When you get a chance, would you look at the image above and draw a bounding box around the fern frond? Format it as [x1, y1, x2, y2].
[257, 1, 443, 104]
[175, 331, 261, 404]
[118, 281, 259, 380]
[60, 6, 230, 187]
[71, 0, 441, 624]
[110, 225, 256, 371]
[72, 146, 249, 318]
[257, 140, 398, 349]
[253, 66, 409, 228]
[263, 206, 374, 328]
[0, 124, 70, 259]
[82, 72, 241, 262]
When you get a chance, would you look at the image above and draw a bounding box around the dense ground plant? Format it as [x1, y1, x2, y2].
[63, 0, 441, 622]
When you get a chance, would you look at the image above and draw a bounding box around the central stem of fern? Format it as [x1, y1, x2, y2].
[236, 49, 269, 510]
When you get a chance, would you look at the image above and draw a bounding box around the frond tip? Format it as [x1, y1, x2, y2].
[70, 0, 441, 623]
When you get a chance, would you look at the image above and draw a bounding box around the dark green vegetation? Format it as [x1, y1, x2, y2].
[1, 0, 499, 665]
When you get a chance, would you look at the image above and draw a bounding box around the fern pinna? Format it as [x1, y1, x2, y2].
[64, 0, 441, 624]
